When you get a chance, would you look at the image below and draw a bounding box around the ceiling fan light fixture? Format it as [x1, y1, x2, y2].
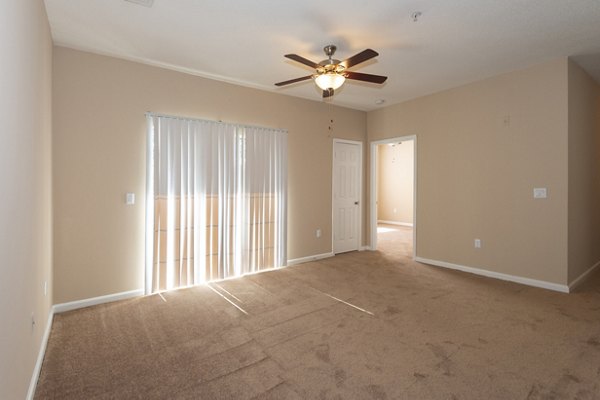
[276, 46, 387, 98]
[315, 72, 346, 91]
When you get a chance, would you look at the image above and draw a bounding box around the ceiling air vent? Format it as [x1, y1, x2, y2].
[124, 0, 154, 7]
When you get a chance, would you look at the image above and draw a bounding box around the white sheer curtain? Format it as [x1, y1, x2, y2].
[145, 114, 287, 294]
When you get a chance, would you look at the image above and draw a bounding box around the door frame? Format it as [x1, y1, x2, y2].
[370, 135, 417, 258]
[332, 138, 363, 254]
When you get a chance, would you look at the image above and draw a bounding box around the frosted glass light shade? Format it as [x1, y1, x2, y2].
[315, 73, 346, 90]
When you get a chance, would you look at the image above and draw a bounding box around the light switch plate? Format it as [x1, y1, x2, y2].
[533, 188, 547, 199]
[126, 192, 135, 205]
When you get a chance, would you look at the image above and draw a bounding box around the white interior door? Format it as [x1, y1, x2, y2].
[333, 141, 361, 254]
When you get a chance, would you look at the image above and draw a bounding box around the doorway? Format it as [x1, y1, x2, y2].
[332, 139, 362, 254]
[370, 136, 416, 257]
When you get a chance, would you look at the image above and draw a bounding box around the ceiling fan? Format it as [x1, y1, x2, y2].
[275, 45, 388, 98]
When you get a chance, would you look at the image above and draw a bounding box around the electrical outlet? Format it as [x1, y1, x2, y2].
[125, 192, 135, 205]
[316, 229, 322, 238]
[474, 239, 481, 248]
[44, 281, 47, 296]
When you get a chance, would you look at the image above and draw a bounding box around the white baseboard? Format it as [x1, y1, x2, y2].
[378, 220, 413, 227]
[415, 257, 569, 293]
[26, 309, 54, 400]
[569, 260, 600, 291]
[359, 246, 371, 251]
[287, 252, 334, 266]
[53, 289, 145, 314]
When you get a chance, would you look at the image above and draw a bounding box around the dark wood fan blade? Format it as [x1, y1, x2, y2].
[323, 88, 334, 98]
[284, 54, 319, 69]
[340, 49, 378, 69]
[344, 71, 387, 84]
[275, 75, 313, 86]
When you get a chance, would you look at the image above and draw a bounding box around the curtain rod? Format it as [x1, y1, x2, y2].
[145, 112, 286, 133]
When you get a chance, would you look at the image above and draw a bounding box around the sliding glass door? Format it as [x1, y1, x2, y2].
[145, 114, 287, 294]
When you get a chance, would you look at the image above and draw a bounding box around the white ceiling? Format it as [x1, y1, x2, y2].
[45, 0, 600, 111]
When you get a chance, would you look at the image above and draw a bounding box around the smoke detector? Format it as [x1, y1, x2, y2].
[125, 0, 154, 7]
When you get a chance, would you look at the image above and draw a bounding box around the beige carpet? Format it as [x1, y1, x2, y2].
[35, 225, 600, 399]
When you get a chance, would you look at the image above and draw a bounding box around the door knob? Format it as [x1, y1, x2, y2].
[354, 201, 359, 205]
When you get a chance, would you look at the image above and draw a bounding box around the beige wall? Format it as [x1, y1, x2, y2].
[377, 141, 414, 224]
[368, 59, 569, 285]
[53, 47, 367, 304]
[0, 1, 53, 398]
[567, 60, 600, 283]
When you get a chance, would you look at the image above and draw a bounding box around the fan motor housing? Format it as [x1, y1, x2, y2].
[318, 59, 341, 67]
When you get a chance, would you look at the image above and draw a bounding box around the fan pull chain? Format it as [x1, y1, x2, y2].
[327, 101, 334, 138]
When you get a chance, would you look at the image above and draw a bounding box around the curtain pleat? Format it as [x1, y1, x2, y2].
[145, 115, 287, 294]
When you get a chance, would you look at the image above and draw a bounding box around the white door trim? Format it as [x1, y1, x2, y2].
[332, 138, 363, 254]
[370, 135, 417, 258]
